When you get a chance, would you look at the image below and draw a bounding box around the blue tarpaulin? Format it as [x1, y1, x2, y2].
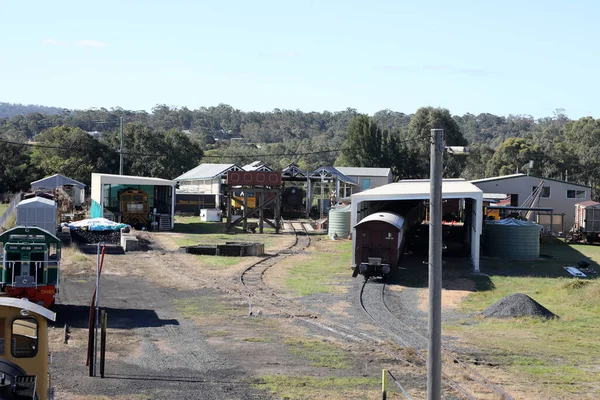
[68, 218, 129, 232]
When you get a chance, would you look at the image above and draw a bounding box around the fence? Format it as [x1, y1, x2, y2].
[0, 192, 22, 229]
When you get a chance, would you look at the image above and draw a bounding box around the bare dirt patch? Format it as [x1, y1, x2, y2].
[417, 278, 476, 312]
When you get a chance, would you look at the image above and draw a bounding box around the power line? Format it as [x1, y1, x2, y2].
[0, 133, 429, 159]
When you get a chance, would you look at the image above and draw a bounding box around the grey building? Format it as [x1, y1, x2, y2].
[470, 173, 591, 232]
[334, 167, 393, 196]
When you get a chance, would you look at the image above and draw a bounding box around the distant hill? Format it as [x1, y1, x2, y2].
[0, 102, 67, 118]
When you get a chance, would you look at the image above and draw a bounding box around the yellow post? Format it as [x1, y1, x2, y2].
[382, 369, 387, 400]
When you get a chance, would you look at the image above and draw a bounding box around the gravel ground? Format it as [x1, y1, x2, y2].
[52, 276, 269, 399]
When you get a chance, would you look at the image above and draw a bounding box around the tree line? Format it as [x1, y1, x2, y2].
[1, 103, 599, 198]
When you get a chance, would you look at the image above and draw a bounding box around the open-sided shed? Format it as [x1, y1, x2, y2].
[90, 173, 176, 230]
[350, 179, 484, 272]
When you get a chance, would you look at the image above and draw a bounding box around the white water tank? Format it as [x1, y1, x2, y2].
[328, 205, 351, 239]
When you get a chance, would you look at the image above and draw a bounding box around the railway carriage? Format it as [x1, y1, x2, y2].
[0, 227, 61, 308]
[0, 297, 56, 399]
[352, 212, 408, 279]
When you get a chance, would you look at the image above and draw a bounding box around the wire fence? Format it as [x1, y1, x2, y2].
[0, 192, 21, 229]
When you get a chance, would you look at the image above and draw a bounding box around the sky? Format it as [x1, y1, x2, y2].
[0, 0, 598, 119]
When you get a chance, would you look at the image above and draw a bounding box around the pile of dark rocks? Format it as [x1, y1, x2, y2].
[482, 293, 558, 319]
[70, 229, 121, 245]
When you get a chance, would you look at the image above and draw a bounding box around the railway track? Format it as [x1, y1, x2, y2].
[239, 220, 313, 317]
[359, 279, 514, 400]
[239, 222, 509, 398]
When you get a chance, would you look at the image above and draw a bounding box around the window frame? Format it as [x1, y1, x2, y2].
[532, 186, 551, 198]
[362, 178, 371, 191]
[11, 317, 39, 358]
[566, 189, 586, 199]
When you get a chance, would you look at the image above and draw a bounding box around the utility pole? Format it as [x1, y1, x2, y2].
[428, 128, 443, 400]
[119, 117, 124, 175]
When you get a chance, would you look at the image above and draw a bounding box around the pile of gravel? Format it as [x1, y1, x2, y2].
[482, 293, 558, 319]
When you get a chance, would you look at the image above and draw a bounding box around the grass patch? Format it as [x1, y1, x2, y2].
[447, 262, 600, 396]
[1, 212, 15, 230]
[242, 337, 271, 343]
[0, 203, 9, 216]
[283, 238, 352, 296]
[252, 376, 384, 400]
[174, 297, 243, 319]
[282, 338, 350, 369]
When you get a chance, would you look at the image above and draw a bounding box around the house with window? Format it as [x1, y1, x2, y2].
[334, 167, 393, 196]
[470, 173, 591, 232]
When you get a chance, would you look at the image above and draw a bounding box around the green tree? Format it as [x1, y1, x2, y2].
[485, 137, 543, 177]
[461, 144, 495, 180]
[29, 126, 116, 187]
[563, 117, 600, 191]
[406, 107, 467, 178]
[337, 115, 410, 180]
[0, 129, 32, 193]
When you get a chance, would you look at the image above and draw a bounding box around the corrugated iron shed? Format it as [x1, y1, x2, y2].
[31, 174, 86, 190]
[174, 164, 242, 181]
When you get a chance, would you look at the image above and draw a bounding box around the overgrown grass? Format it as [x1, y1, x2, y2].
[282, 338, 350, 369]
[447, 248, 600, 396]
[283, 238, 352, 296]
[174, 297, 244, 319]
[1, 212, 15, 231]
[252, 376, 385, 400]
[0, 203, 9, 217]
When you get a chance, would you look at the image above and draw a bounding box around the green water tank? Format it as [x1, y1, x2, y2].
[328, 205, 351, 240]
[484, 218, 542, 260]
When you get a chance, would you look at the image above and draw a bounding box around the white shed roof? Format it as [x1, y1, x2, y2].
[175, 164, 240, 181]
[92, 173, 175, 187]
[17, 196, 56, 208]
[335, 167, 391, 177]
[352, 179, 483, 201]
[31, 174, 86, 189]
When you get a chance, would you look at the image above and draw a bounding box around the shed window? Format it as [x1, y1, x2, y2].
[532, 186, 550, 198]
[362, 178, 371, 191]
[11, 318, 38, 358]
[567, 190, 586, 199]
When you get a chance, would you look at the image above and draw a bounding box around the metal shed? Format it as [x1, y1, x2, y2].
[90, 173, 176, 230]
[15, 196, 57, 234]
[574, 200, 600, 233]
[30, 174, 86, 205]
[351, 179, 484, 272]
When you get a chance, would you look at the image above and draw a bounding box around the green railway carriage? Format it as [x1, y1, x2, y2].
[0, 227, 61, 308]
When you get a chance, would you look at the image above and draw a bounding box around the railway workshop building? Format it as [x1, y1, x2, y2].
[351, 179, 484, 272]
[91, 173, 177, 231]
[470, 173, 591, 232]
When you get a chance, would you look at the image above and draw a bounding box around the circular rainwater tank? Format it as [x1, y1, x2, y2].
[484, 218, 542, 260]
[328, 205, 351, 240]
